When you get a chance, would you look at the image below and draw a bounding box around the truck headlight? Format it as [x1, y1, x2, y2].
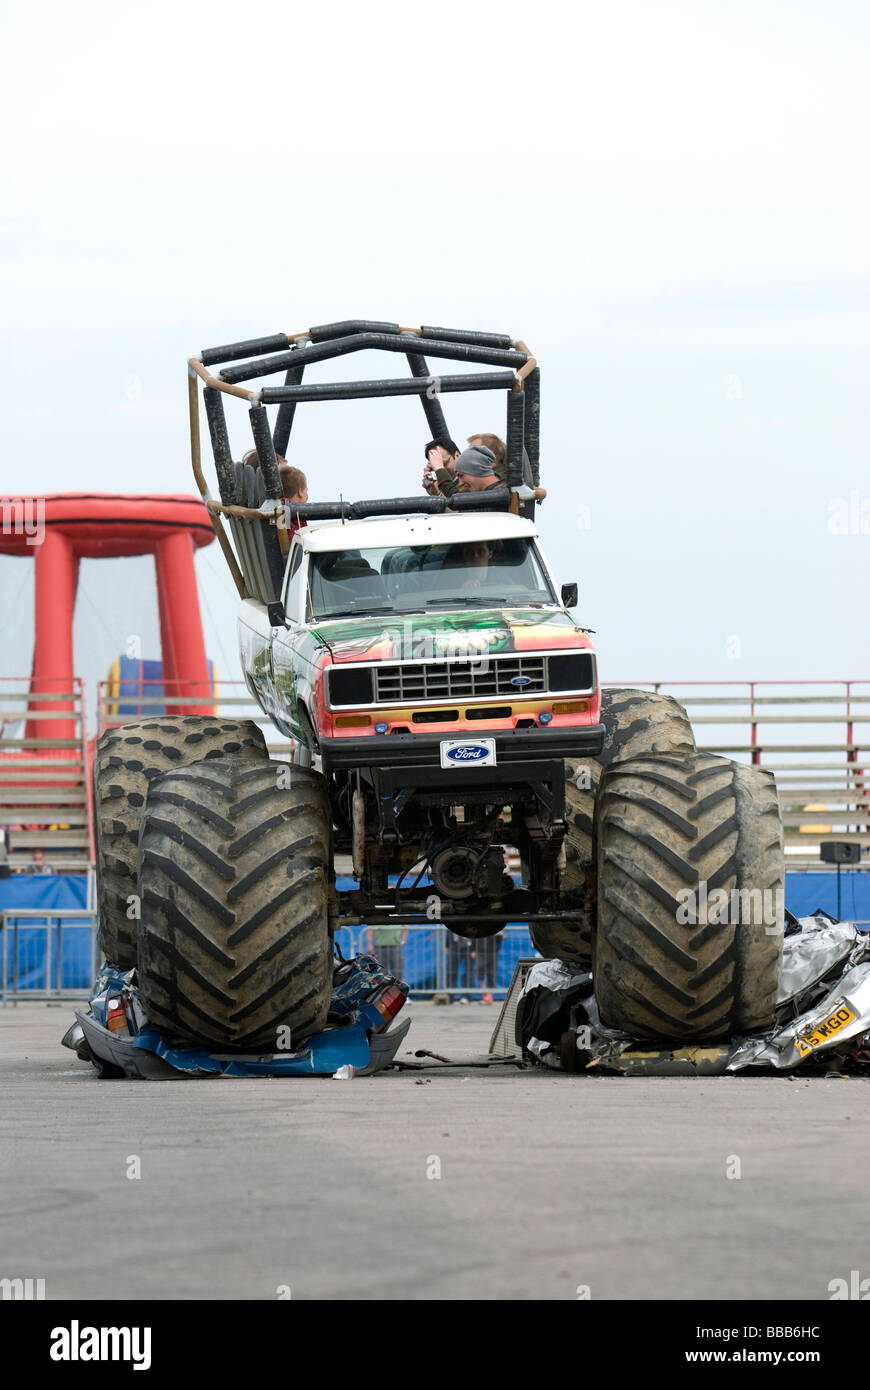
[547, 653, 595, 692]
[328, 666, 374, 707]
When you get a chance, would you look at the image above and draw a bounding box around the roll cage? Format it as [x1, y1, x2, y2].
[187, 319, 543, 604]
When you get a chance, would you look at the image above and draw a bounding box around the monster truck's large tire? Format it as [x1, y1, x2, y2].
[530, 689, 695, 965]
[94, 718, 268, 970]
[594, 752, 784, 1041]
[137, 758, 332, 1049]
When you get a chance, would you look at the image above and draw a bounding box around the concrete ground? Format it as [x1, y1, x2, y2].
[1, 998, 867, 1301]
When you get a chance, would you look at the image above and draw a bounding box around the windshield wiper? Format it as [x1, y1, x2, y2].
[426, 595, 511, 607]
[315, 604, 397, 619]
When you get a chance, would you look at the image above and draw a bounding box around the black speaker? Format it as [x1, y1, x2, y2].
[820, 842, 862, 865]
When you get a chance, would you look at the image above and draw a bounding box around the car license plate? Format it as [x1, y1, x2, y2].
[440, 738, 497, 769]
[794, 1002, 856, 1056]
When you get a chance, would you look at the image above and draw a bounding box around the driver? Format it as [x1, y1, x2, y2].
[454, 539, 495, 589]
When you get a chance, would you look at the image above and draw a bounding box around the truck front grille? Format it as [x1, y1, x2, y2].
[374, 656, 547, 703]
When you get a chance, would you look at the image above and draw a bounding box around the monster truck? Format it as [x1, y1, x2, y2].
[92, 320, 783, 1050]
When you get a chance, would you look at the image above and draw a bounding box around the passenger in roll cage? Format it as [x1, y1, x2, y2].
[467, 432, 506, 485]
[422, 437, 461, 496]
[453, 446, 502, 493]
[241, 449, 308, 506]
[280, 464, 309, 546]
[468, 431, 535, 491]
[279, 464, 308, 506]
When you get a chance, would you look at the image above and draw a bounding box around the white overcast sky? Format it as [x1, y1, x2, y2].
[1, 0, 869, 704]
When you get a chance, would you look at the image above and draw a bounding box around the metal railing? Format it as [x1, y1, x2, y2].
[96, 677, 298, 761]
[0, 908, 99, 1004]
[0, 676, 94, 867]
[355, 923, 535, 999]
[609, 681, 870, 869]
[7, 904, 870, 1011]
[0, 914, 534, 1004]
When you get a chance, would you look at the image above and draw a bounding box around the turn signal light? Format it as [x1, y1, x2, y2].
[552, 701, 588, 714]
[335, 715, 372, 728]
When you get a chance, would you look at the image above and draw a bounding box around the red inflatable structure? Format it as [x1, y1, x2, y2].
[0, 494, 216, 741]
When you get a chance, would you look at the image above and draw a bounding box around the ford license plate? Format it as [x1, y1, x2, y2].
[440, 738, 497, 769]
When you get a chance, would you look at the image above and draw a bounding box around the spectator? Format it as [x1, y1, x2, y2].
[446, 932, 475, 1002]
[370, 926, 407, 980]
[454, 444, 503, 493]
[422, 437, 461, 496]
[475, 930, 504, 1005]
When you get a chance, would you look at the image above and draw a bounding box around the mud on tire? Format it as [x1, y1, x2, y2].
[137, 758, 332, 1049]
[531, 688, 695, 965]
[594, 752, 784, 1041]
[93, 718, 268, 970]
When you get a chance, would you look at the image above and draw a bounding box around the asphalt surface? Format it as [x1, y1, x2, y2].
[1, 999, 868, 1301]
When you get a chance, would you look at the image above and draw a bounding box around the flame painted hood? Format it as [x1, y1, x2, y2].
[309, 607, 591, 665]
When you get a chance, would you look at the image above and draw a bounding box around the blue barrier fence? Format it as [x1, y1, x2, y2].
[3, 870, 870, 999]
[0, 875, 92, 997]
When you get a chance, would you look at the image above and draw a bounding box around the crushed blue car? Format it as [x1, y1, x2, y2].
[62, 953, 411, 1079]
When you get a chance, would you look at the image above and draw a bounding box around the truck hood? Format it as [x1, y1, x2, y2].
[310, 606, 588, 663]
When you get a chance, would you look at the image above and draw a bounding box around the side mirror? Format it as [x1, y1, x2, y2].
[561, 582, 578, 608]
[267, 600, 287, 627]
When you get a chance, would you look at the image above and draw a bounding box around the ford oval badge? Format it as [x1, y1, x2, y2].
[447, 744, 487, 762]
[440, 737, 497, 769]
[511, 675, 532, 687]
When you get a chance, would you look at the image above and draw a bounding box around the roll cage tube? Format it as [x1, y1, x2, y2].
[187, 322, 544, 553]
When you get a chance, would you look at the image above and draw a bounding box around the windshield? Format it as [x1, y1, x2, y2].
[307, 537, 555, 618]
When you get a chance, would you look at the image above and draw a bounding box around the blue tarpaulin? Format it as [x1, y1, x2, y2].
[107, 655, 216, 717]
[0, 874, 91, 993]
[784, 869, 870, 923]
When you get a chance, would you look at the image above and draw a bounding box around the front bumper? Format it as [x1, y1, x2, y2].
[320, 722, 605, 771]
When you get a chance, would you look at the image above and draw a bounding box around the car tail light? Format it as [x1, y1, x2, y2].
[106, 996, 129, 1034]
[373, 984, 406, 1020]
